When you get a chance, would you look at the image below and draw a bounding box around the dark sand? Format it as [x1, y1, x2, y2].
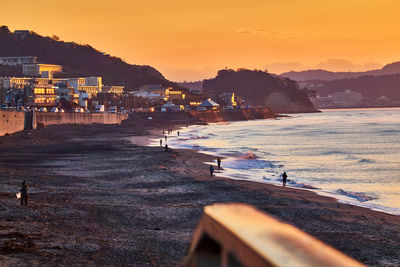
[0, 123, 400, 266]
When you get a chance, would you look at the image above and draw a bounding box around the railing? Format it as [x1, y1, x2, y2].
[181, 203, 364, 267]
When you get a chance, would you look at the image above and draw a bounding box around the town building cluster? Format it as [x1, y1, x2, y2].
[0, 55, 245, 113]
[310, 90, 399, 108]
[0, 56, 124, 111]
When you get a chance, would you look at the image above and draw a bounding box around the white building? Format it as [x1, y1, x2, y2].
[67, 77, 102, 96]
[102, 85, 124, 95]
[331, 90, 362, 107]
[23, 63, 62, 78]
[199, 99, 220, 110]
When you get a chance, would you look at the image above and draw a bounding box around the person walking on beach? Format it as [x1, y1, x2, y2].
[160, 139, 162, 146]
[177, 131, 180, 136]
[165, 135, 167, 142]
[162, 130, 165, 135]
[282, 172, 287, 187]
[20, 181, 28, 205]
[165, 144, 169, 152]
[217, 158, 221, 169]
[209, 165, 214, 177]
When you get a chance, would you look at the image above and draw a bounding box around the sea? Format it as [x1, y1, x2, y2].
[154, 108, 400, 215]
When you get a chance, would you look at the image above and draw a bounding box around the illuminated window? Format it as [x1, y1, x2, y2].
[46, 89, 54, 94]
[34, 88, 45, 94]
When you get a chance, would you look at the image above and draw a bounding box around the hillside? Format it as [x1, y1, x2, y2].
[313, 73, 400, 100]
[0, 26, 174, 90]
[280, 62, 400, 82]
[203, 69, 317, 113]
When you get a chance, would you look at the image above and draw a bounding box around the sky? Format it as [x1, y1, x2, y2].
[2, 0, 400, 81]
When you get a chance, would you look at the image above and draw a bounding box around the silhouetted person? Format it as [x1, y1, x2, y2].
[162, 130, 165, 135]
[165, 135, 167, 142]
[282, 172, 287, 187]
[20, 181, 28, 205]
[217, 158, 221, 169]
[160, 139, 162, 146]
[165, 144, 169, 152]
[177, 131, 180, 136]
[209, 165, 214, 177]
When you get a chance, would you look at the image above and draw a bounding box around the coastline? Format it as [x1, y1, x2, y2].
[0, 122, 400, 266]
[166, 114, 400, 216]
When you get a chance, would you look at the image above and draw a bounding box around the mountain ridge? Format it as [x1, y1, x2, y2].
[280, 62, 400, 82]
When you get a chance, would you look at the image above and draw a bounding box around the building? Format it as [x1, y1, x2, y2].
[67, 77, 102, 96]
[0, 56, 37, 66]
[25, 83, 57, 107]
[168, 89, 186, 101]
[13, 30, 31, 40]
[199, 99, 220, 110]
[23, 63, 63, 78]
[132, 91, 162, 100]
[161, 102, 183, 112]
[331, 90, 362, 107]
[0, 72, 123, 108]
[218, 92, 237, 107]
[102, 85, 124, 95]
[136, 85, 186, 102]
[0, 77, 33, 90]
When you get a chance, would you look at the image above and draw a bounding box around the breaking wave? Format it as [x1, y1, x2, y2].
[335, 189, 378, 202]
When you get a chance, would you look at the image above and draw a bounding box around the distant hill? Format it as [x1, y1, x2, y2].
[203, 69, 317, 113]
[312, 73, 400, 100]
[178, 81, 203, 91]
[0, 25, 174, 90]
[280, 62, 400, 82]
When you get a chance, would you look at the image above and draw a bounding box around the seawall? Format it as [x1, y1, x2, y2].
[35, 112, 128, 126]
[0, 110, 26, 136]
[0, 111, 128, 136]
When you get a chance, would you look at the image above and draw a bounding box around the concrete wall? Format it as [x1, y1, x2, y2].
[35, 112, 128, 126]
[0, 110, 26, 136]
[0, 111, 128, 136]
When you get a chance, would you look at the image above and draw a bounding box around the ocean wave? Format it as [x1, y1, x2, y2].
[190, 144, 218, 152]
[318, 150, 345, 156]
[262, 176, 320, 189]
[180, 135, 210, 141]
[220, 150, 261, 158]
[358, 158, 375, 163]
[378, 129, 400, 134]
[225, 158, 280, 170]
[335, 189, 377, 202]
[240, 151, 258, 159]
[288, 180, 320, 189]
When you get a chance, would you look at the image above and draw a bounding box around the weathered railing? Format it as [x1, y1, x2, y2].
[181, 203, 364, 267]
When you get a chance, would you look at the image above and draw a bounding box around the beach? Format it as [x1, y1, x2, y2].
[1, 122, 400, 266]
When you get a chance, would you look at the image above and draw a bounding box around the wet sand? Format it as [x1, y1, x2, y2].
[1, 123, 400, 266]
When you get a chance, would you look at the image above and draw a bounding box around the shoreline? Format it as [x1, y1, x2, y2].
[162, 117, 400, 217]
[144, 122, 400, 217]
[0, 122, 400, 266]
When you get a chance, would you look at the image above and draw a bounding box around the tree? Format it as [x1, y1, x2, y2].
[51, 35, 60, 41]
[0, 25, 10, 34]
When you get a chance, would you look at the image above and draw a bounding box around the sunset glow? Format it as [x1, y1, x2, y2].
[3, 0, 400, 81]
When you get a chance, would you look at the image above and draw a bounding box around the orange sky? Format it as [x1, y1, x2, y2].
[2, 0, 400, 81]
